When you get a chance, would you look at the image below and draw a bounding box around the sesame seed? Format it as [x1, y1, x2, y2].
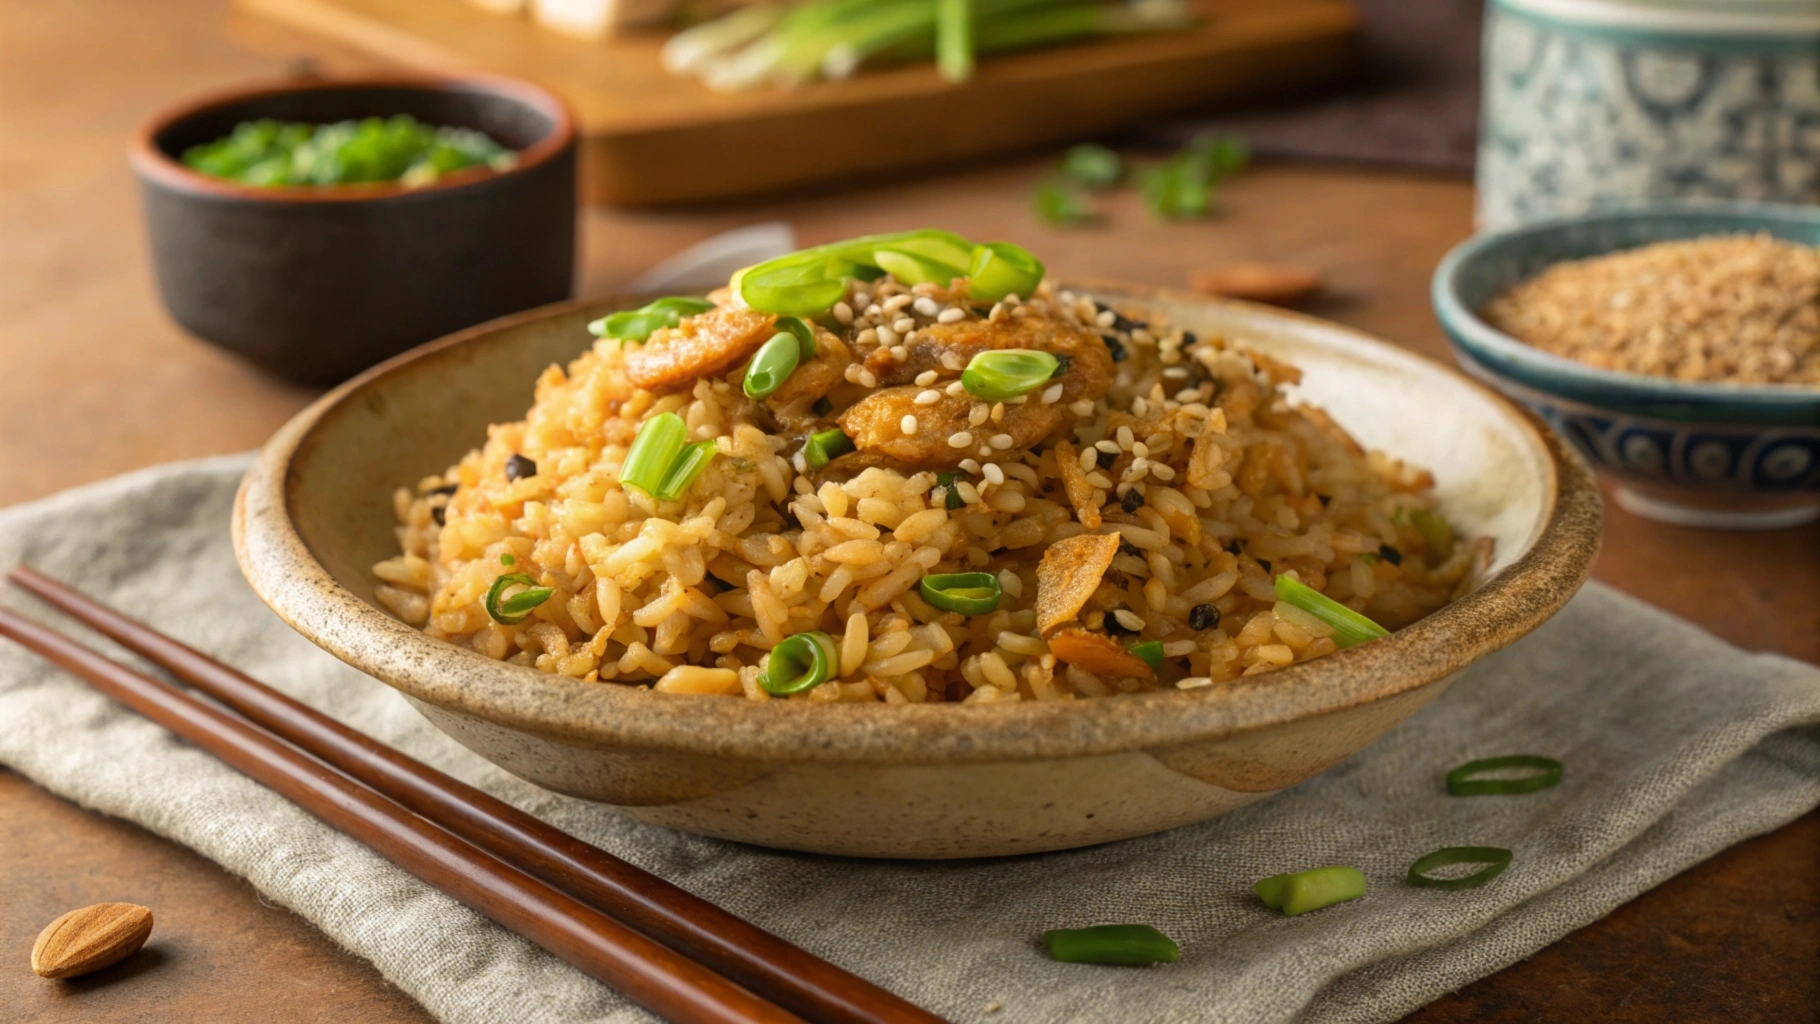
[1132, 442, 1149, 459]
[1131, 328, 1154, 345]
[941, 350, 966, 370]
[1070, 399, 1096, 417]
[883, 294, 913, 314]
[1040, 383, 1064, 404]
[915, 369, 939, 386]
[969, 404, 989, 426]
[833, 301, 854, 324]
[937, 307, 965, 324]
[1132, 397, 1149, 417]
[852, 291, 871, 308]
[890, 345, 909, 361]
[989, 402, 1005, 423]
[915, 389, 942, 405]
[858, 368, 878, 388]
[1003, 293, 1021, 305]
[982, 462, 1005, 485]
[1095, 309, 1117, 328]
[791, 451, 808, 473]
[843, 364, 861, 383]
[856, 327, 878, 346]
[913, 296, 941, 318]
[959, 458, 981, 474]
[1117, 425, 1135, 449]
[893, 316, 916, 334]
[1113, 609, 1145, 630]
[1175, 676, 1215, 690]
[1175, 388, 1200, 402]
[949, 431, 974, 448]
[864, 304, 882, 318]
[1077, 448, 1098, 473]
[1151, 463, 1177, 481]
[988, 303, 1007, 323]
[1163, 366, 1189, 379]
[876, 325, 899, 347]
[989, 433, 1013, 450]
[945, 380, 967, 396]
[1094, 439, 1119, 454]
[956, 481, 981, 504]
[1129, 456, 1149, 475]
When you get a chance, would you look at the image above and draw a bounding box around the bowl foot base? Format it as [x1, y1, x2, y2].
[1615, 486, 1820, 531]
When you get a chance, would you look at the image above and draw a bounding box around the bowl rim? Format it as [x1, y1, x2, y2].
[235, 288, 1604, 764]
[1431, 199, 1820, 411]
[128, 72, 576, 204]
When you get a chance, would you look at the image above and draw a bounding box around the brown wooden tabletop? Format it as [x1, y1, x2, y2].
[2, 2, 1816, 1022]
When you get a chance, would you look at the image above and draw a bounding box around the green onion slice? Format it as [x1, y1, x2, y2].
[935, 0, 973, 82]
[1446, 756, 1563, 796]
[1129, 640, 1164, 672]
[967, 241, 1045, 302]
[1033, 179, 1093, 226]
[1273, 574, 1389, 649]
[961, 349, 1061, 401]
[1255, 866, 1367, 916]
[919, 571, 1001, 615]
[744, 331, 803, 399]
[656, 440, 717, 502]
[775, 315, 817, 359]
[735, 229, 980, 315]
[874, 248, 958, 287]
[484, 572, 554, 626]
[1407, 847, 1513, 890]
[1061, 144, 1122, 190]
[1042, 924, 1179, 966]
[803, 428, 854, 470]
[1412, 508, 1454, 562]
[587, 296, 715, 344]
[934, 471, 965, 510]
[622, 413, 687, 497]
[500, 553, 516, 566]
[761, 631, 838, 695]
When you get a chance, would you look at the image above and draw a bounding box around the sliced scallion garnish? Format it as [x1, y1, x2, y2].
[967, 241, 1045, 301]
[484, 573, 554, 626]
[1128, 640, 1164, 672]
[1407, 847, 1513, 890]
[934, 471, 965, 510]
[1412, 508, 1454, 562]
[1446, 756, 1562, 796]
[1273, 574, 1389, 649]
[656, 440, 717, 502]
[587, 296, 715, 345]
[919, 571, 1001, 615]
[935, 0, 973, 82]
[1255, 866, 1366, 916]
[761, 631, 838, 695]
[961, 349, 1061, 401]
[803, 428, 855, 470]
[621, 413, 687, 497]
[1042, 924, 1179, 965]
[775, 315, 817, 359]
[1061, 143, 1122, 190]
[744, 331, 803, 399]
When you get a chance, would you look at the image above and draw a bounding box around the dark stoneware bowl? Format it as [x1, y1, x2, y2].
[131, 75, 577, 387]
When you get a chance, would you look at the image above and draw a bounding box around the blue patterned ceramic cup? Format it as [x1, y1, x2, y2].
[1432, 200, 1820, 530]
[1478, 0, 1820, 230]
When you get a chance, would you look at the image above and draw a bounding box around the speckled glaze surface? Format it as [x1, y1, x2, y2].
[235, 288, 1603, 858]
[1433, 200, 1820, 529]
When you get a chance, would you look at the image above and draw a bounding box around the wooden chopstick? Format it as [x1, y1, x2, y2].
[0, 600, 804, 1024]
[8, 566, 944, 1024]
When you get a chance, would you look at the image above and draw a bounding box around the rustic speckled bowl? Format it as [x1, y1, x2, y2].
[235, 288, 1603, 859]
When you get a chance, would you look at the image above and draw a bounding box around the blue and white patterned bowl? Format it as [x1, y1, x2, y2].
[1432, 199, 1820, 529]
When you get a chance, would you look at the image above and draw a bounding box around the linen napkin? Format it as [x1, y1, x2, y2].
[2, 455, 1817, 1024]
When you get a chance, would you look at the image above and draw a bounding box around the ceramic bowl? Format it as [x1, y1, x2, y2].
[131, 74, 577, 387]
[1433, 200, 1820, 530]
[235, 288, 1602, 859]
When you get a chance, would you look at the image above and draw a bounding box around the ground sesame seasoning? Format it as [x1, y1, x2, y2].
[949, 431, 974, 448]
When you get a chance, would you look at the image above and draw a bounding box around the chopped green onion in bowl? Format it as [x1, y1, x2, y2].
[961, 349, 1061, 401]
[1042, 924, 1180, 965]
[1273, 574, 1389, 649]
[180, 114, 516, 188]
[1446, 756, 1563, 796]
[484, 573, 553, 626]
[744, 331, 804, 399]
[919, 571, 1001, 615]
[761, 631, 839, 695]
[588, 297, 716, 345]
[1254, 866, 1367, 916]
[1407, 847, 1513, 890]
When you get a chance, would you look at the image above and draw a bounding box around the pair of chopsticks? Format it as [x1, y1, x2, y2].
[0, 566, 945, 1024]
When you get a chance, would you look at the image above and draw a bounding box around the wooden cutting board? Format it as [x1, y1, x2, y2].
[236, 0, 1361, 205]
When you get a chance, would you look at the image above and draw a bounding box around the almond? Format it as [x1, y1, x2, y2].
[30, 903, 153, 979]
[1189, 262, 1324, 306]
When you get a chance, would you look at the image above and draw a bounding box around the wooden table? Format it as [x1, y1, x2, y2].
[2, 2, 1816, 1021]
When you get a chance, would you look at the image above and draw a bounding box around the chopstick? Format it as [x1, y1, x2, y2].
[0, 599, 797, 1024]
[6, 567, 944, 1024]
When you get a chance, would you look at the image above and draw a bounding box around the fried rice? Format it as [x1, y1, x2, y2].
[372, 266, 1489, 703]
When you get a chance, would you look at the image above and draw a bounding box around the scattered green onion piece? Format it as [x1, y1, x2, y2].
[883, 232, 974, 274]
[919, 571, 1001, 615]
[744, 331, 803, 399]
[874, 247, 961, 287]
[1412, 509, 1455, 562]
[803, 428, 854, 470]
[935, 0, 973, 82]
[1407, 847, 1513, 890]
[1446, 756, 1563, 797]
[484, 573, 554, 626]
[934, 471, 965, 510]
[961, 349, 1060, 401]
[655, 440, 717, 501]
[1033, 179, 1093, 226]
[1129, 640, 1164, 672]
[621, 413, 687, 497]
[500, 554, 515, 566]
[775, 315, 817, 359]
[967, 241, 1046, 302]
[1061, 144, 1122, 189]
[761, 631, 838, 695]
[1042, 924, 1179, 966]
[1273, 574, 1389, 649]
[587, 296, 715, 344]
[738, 256, 856, 316]
[1254, 866, 1367, 916]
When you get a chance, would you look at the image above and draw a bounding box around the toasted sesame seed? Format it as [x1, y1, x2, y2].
[1040, 383, 1064, 405]
[1163, 366, 1188, 378]
[1176, 676, 1215, 690]
[1132, 397, 1149, 417]
[988, 303, 1007, 323]
[1095, 309, 1117, 328]
[969, 404, 989, 426]
[875, 325, 899, 347]
[956, 481, 981, 504]
[982, 462, 1005, 485]
[959, 458, 981, 474]
[1113, 609, 1145, 630]
[913, 296, 941, 318]
[864, 304, 883, 319]
[1070, 399, 1096, 417]
[1077, 447, 1098, 473]
[937, 307, 965, 324]
[915, 369, 939, 386]
[949, 431, 974, 448]
[791, 451, 808, 473]
[858, 368, 878, 388]
[988, 402, 1004, 423]
[945, 380, 967, 396]
[1131, 442, 1149, 459]
[843, 364, 862, 384]
[893, 316, 916, 334]
[1094, 440, 1120, 454]
[852, 291, 871, 308]
[1151, 463, 1177, 481]
[941, 350, 966, 370]
[856, 327, 878, 346]
[915, 389, 942, 405]
[1175, 388, 1200, 402]
[989, 433, 1013, 450]
[1129, 456, 1149, 475]
[882, 294, 913, 314]
[901, 414, 919, 435]
[1117, 425, 1135, 449]
[832, 301, 854, 324]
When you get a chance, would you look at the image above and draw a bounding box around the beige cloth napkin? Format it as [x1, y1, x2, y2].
[3, 455, 1818, 1024]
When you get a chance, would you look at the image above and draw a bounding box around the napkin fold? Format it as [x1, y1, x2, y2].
[2, 456, 1817, 1024]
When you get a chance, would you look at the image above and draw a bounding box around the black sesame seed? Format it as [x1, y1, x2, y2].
[505, 454, 537, 482]
[427, 483, 458, 497]
[1257, 559, 1273, 572]
[1225, 540, 1243, 555]
[1181, 331, 1198, 347]
[1096, 447, 1118, 469]
[1118, 541, 1142, 558]
[1120, 489, 1146, 513]
[1189, 603, 1219, 630]
[1100, 305, 1146, 333]
[432, 506, 446, 526]
[1051, 352, 1072, 377]
[1379, 544, 1403, 566]
[1101, 334, 1127, 362]
[1316, 493, 1332, 506]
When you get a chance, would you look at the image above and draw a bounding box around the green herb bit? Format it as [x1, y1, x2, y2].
[966, 241, 1045, 303]
[775, 315, 817, 359]
[1446, 756, 1562, 797]
[180, 115, 513, 187]
[1061, 144, 1122, 189]
[500, 554, 516, 566]
[744, 331, 803, 399]
[961, 349, 1061, 401]
[484, 572, 554, 626]
[656, 440, 717, 502]
[621, 413, 688, 497]
[1034, 179, 1094, 226]
[919, 571, 1001, 615]
[1273, 574, 1389, 649]
[1129, 640, 1164, 672]
[588, 297, 716, 344]
[935, 0, 974, 82]
[934, 471, 966, 510]
[1407, 847, 1513, 890]
[1411, 508, 1454, 562]
[1042, 924, 1179, 966]
[803, 428, 855, 470]
[1255, 866, 1367, 916]
[1140, 132, 1249, 221]
[761, 631, 838, 695]
[735, 229, 975, 315]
